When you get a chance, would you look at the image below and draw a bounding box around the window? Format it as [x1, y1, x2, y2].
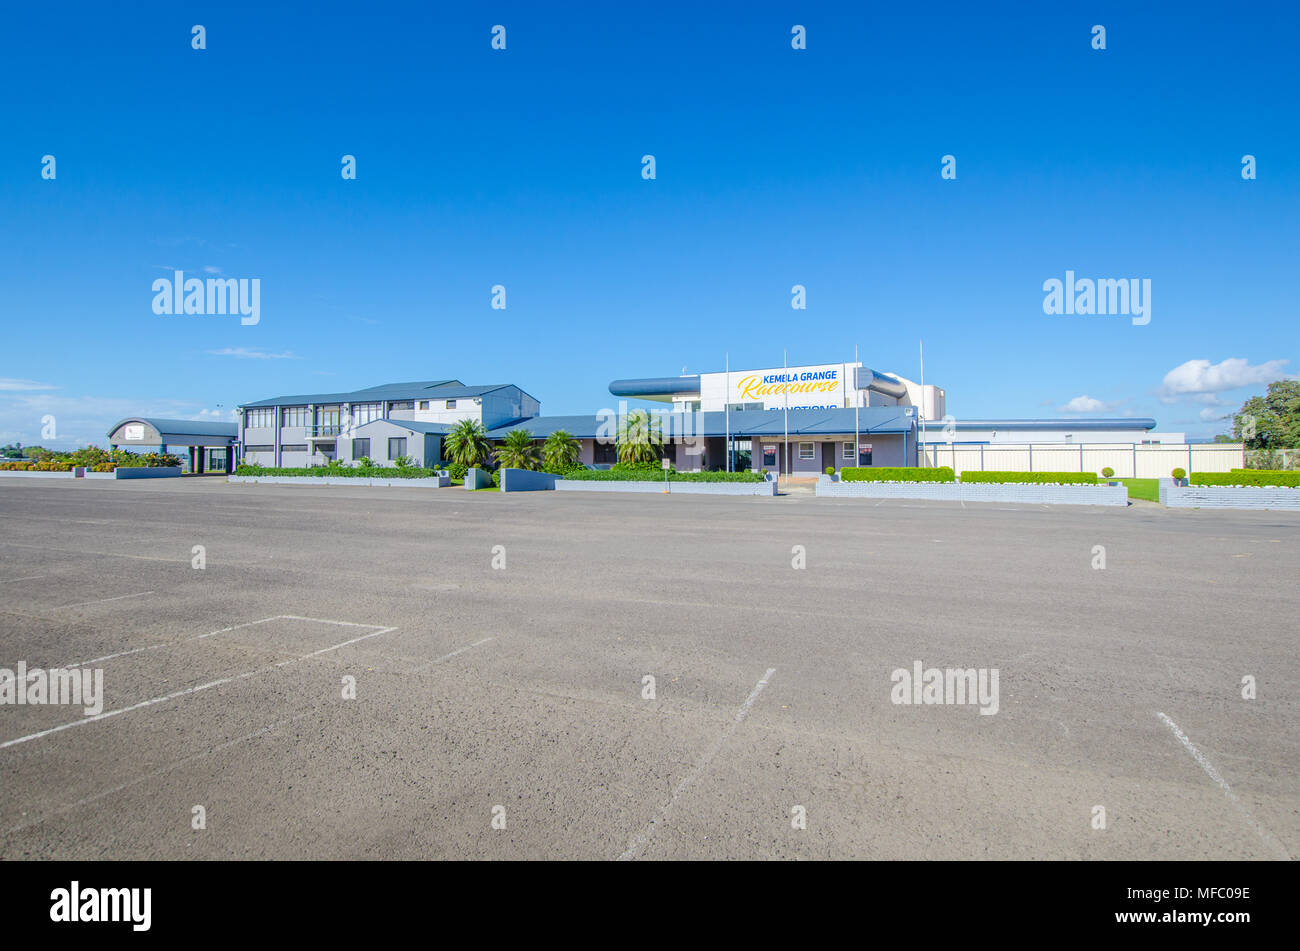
[762, 445, 777, 467]
[593, 441, 617, 464]
[389, 401, 413, 411]
[352, 438, 370, 459]
[445, 399, 457, 409]
[353, 402, 382, 425]
[243, 444, 274, 452]
[418, 401, 429, 410]
[245, 408, 275, 428]
[279, 444, 308, 453]
[388, 437, 407, 459]
[798, 442, 815, 460]
[842, 442, 855, 460]
[281, 406, 309, 427]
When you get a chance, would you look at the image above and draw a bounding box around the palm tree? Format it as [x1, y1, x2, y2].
[617, 410, 664, 464]
[542, 429, 581, 470]
[493, 429, 541, 470]
[443, 419, 490, 467]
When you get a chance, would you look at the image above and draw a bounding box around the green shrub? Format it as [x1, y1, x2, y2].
[959, 471, 1098, 485]
[542, 459, 587, 475]
[562, 469, 766, 483]
[1101, 467, 1114, 478]
[840, 467, 955, 483]
[1190, 471, 1300, 488]
[824, 466, 835, 476]
[1171, 467, 1186, 480]
[446, 462, 468, 480]
[491, 469, 502, 488]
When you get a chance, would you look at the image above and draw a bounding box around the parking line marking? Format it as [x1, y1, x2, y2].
[56, 616, 290, 670]
[619, 668, 776, 861]
[0, 625, 396, 750]
[0, 575, 49, 584]
[1155, 711, 1290, 860]
[408, 637, 494, 675]
[50, 592, 154, 610]
[3, 712, 315, 835]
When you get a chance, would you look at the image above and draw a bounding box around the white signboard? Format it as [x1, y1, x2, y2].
[728, 363, 846, 410]
[124, 424, 145, 441]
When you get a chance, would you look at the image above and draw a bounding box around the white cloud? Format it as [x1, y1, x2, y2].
[203, 265, 223, 274]
[1158, 358, 1290, 403]
[1198, 407, 1230, 422]
[0, 378, 58, 392]
[1058, 395, 1121, 413]
[206, 348, 299, 360]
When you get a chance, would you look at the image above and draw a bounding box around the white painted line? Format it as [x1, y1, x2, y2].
[619, 668, 776, 861]
[278, 614, 392, 629]
[3, 712, 314, 835]
[0, 575, 49, 584]
[0, 625, 396, 750]
[408, 637, 494, 674]
[57, 616, 287, 670]
[50, 591, 154, 610]
[1155, 711, 1290, 860]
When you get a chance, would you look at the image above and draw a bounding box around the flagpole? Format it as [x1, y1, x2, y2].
[854, 344, 860, 468]
[783, 348, 790, 482]
[919, 339, 926, 467]
[725, 352, 731, 472]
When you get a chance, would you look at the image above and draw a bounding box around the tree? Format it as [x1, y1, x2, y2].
[617, 410, 664, 464]
[493, 429, 541, 470]
[443, 419, 490, 466]
[1232, 380, 1300, 449]
[542, 429, 581, 471]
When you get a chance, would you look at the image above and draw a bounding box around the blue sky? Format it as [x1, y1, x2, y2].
[1, 0, 1296, 447]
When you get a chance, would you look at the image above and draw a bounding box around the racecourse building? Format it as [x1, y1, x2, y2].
[234, 360, 1171, 477]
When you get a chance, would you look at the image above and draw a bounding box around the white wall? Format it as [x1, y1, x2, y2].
[919, 442, 1244, 477]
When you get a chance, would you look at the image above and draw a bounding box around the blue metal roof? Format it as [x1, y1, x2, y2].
[107, 417, 238, 441]
[353, 419, 455, 435]
[239, 379, 461, 408]
[487, 407, 916, 439]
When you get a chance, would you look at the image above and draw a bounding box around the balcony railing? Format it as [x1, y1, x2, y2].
[305, 423, 343, 438]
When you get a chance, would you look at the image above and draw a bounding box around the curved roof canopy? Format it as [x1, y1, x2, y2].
[107, 417, 238, 445]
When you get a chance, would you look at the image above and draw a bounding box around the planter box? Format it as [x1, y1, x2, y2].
[113, 466, 182, 479]
[555, 479, 776, 496]
[817, 481, 1128, 506]
[500, 469, 559, 492]
[0, 468, 179, 480]
[227, 475, 449, 487]
[464, 468, 494, 490]
[1160, 483, 1300, 511]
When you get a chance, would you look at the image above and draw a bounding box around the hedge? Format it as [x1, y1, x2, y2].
[1191, 471, 1300, 488]
[958, 471, 1098, 485]
[840, 467, 955, 483]
[234, 465, 437, 479]
[562, 469, 767, 483]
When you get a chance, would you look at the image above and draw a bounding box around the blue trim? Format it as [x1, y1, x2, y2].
[936, 418, 1157, 432]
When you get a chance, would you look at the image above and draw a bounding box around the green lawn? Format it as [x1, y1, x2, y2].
[1118, 478, 1159, 502]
